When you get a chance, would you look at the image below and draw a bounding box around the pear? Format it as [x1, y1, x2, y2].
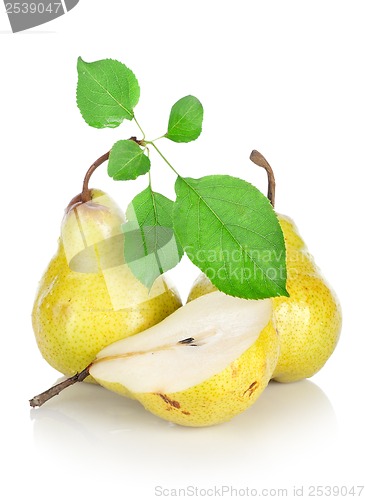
[32, 189, 182, 379]
[30, 291, 279, 427]
[269, 215, 341, 382]
[188, 151, 342, 383]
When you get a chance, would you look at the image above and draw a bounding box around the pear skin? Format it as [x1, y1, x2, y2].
[90, 293, 279, 427]
[32, 189, 182, 379]
[271, 215, 341, 382]
[187, 215, 342, 383]
[132, 322, 278, 426]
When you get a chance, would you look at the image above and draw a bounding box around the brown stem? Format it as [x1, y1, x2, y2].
[249, 150, 276, 208]
[29, 366, 91, 408]
[79, 137, 146, 204]
[80, 151, 110, 203]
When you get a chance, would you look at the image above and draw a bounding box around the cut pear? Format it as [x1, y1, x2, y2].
[90, 291, 272, 393]
[89, 291, 279, 426]
[30, 291, 279, 426]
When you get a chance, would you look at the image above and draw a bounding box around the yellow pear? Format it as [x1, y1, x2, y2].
[188, 151, 342, 383]
[88, 291, 279, 427]
[270, 215, 341, 382]
[32, 189, 182, 379]
[30, 292, 279, 426]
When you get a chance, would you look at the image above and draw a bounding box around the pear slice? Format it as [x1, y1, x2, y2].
[89, 291, 279, 426]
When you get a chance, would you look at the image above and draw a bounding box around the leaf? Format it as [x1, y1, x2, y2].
[123, 187, 183, 288]
[165, 95, 203, 143]
[108, 140, 150, 181]
[76, 57, 140, 128]
[173, 175, 288, 299]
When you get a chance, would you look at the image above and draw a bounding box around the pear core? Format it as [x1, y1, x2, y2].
[90, 291, 273, 393]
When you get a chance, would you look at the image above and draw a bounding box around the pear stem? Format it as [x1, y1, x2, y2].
[80, 137, 146, 204]
[29, 366, 91, 408]
[80, 151, 111, 203]
[249, 150, 276, 208]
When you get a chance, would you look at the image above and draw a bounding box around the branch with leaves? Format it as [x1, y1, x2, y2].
[75, 57, 288, 299]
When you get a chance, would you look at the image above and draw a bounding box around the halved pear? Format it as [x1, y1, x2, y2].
[90, 291, 279, 427]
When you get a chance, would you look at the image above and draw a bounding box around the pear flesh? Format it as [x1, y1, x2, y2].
[32, 189, 182, 379]
[187, 215, 342, 383]
[90, 291, 279, 427]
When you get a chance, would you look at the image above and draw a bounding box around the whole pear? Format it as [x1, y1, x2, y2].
[270, 214, 341, 382]
[32, 189, 182, 379]
[188, 151, 342, 383]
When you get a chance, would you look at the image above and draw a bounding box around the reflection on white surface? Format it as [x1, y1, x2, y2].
[31, 379, 337, 489]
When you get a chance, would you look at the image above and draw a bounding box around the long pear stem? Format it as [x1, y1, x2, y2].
[80, 152, 111, 203]
[79, 136, 146, 204]
[249, 150, 276, 208]
[29, 366, 91, 408]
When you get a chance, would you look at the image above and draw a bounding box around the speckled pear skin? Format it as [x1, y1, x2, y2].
[94, 320, 279, 427]
[271, 215, 341, 382]
[32, 190, 182, 379]
[187, 214, 342, 384]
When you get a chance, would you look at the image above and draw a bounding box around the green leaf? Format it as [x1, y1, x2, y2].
[76, 57, 140, 128]
[123, 187, 183, 288]
[165, 95, 203, 143]
[173, 175, 288, 299]
[108, 140, 150, 181]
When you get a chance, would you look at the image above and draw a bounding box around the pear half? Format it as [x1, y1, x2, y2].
[90, 291, 279, 427]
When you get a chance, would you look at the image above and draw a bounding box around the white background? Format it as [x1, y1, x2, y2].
[1, 1, 364, 499]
